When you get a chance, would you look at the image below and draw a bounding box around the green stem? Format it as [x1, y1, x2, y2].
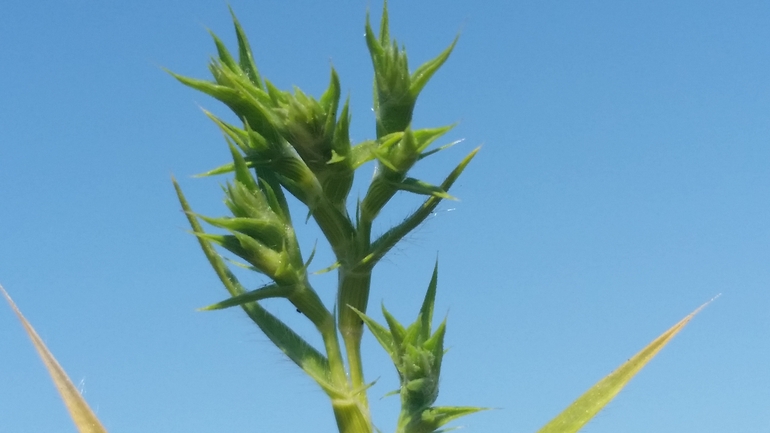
[332, 398, 372, 433]
[310, 197, 355, 259]
[304, 194, 374, 431]
[289, 283, 348, 388]
[337, 266, 373, 408]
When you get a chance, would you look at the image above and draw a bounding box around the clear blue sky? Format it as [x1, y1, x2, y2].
[1, 1, 768, 432]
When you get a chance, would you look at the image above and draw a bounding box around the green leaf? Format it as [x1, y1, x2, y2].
[313, 260, 341, 275]
[197, 215, 283, 249]
[209, 30, 239, 72]
[320, 68, 341, 124]
[1, 284, 109, 433]
[419, 406, 487, 432]
[204, 111, 270, 155]
[536, 298, 717, 433]
[168, 71, 239, 102]
[382, 305, 407, 360]
[364, 10, 384, 60]
[396, 178, 456, 200]
[270, 156, 323, 206]
[257, 173, 291, 222]
[419, 263, 439, 341]
[199, 283, 290, 311]
[350, 306, 398, 365]
[332, 98, 352, 159]
[348, 140, 379, 169]
[241, 298, 341, 398]
[173, 177, 248, 297]
[228, 143, 260, 191]
[377, 0, 391, 44]
[173, 179, 340, 397]
[229, 7, 263, 88]
[423, 320, 446, 369]
[418, 139, 463, 161]
[224, 181, 268, 218]
[367, 147, 479, 266]
[409, 36, 458, 100]
[361, 125, 457, 222]
[411, 125, 455, 153]
[191, 230, 278, 275]
[169, 64, 282, 146]
[195, 161, 236, 177]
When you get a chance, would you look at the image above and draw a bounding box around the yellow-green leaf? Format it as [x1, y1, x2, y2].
[1, 284, 109, 433]
[536, 297, 718, 433]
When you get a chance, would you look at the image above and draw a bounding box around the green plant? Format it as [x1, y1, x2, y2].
[168, 5, 478, 432]
[2, 4, 713, 433]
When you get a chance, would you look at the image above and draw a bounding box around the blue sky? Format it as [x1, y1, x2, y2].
[1, 1, 768, 432]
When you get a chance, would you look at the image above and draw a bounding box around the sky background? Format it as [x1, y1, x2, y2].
[1, 1, 769, 432]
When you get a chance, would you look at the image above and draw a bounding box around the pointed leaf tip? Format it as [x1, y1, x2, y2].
[1, 284, 109, 433]
[536, 298, 716, 433]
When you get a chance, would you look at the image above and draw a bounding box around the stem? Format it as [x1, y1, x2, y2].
[336, 215, 376, 420]
[333, 398, 372, 433]
[290, 283, 349, 388]
[337, 268, 373, 397]
[310, 197, 355, 259]
[304, 195, 375, 431]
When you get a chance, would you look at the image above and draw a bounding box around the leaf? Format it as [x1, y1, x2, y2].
[418, 139, 464, 161]
[229, 6, 263, 88]
[313, 260, 341, 275]
[395, 178, 456, 201]
[195, 161, 236, 177]
[209, 30, 239, 72]
[409, 35, 458, 100]
[349, 306, 398, 366]
[420, 405, 487, 432]
[173, 178, 340, 397]
[199, 283, 289, 311]
[418, 262, 439, 340]
[367, 147, 479, 266]
[536, 297, 718, 433]
[348, 140, 378, 169]
[1, 284, 109, 433]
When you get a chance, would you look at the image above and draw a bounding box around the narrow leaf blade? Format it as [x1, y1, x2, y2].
[409, 36, 458, 99]
[419, 262, 439, 337]
[199, 283, 287, 311]
[1, 284, 109, 433]
[229, 6, 263, 87]
[396, 178, 456, 200]
[421, 405, 487, 431]
[536, 298, 716, 433]
[349, 306, 398, 365]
